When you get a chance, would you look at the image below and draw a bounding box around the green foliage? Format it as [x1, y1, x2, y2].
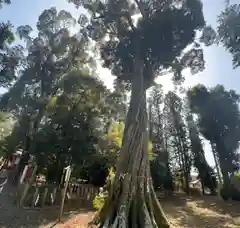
[0, 7, 122, 187]
[0, 0, 10, 9]
[104, 122, 124, 152]
[218, 4, 240, 68]
[0, 1, 26, 87]
[93, 191, 107, 210]
[32, 72, 115, 184]
[148, 140, 154, 161]
[162, 91, 192, 193]
[188, 84, 240, 157]
[0, 22, 24, 87]
[148, 85, 174, 190]
[100, 121, 153, 163]
[93, 167, 115, 210]
[0, 112, 15, 156]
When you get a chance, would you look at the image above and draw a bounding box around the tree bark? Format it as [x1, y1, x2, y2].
[91, 61, 170, 228]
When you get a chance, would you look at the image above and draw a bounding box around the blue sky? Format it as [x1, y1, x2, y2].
[1, 0, 240, 166]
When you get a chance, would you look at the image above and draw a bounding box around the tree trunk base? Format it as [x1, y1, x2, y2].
[90, 174, 170, 228]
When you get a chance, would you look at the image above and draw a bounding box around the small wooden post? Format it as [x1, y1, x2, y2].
[68, 183, 73, 197]
[51, 187, 57, 205]
[41, 187, 48, 207]
[31, 187, 40, 207]
[19, 165, 28, 184]
[77, 184, 80, 197]
[19, 165, 38, 207]
[59, 166, 71, 221]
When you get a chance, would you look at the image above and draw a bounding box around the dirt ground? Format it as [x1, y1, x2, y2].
[1, 183, 239, 228]
[44, 195, 240, 228]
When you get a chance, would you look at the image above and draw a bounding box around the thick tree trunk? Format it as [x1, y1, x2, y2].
[91, 63, 170, 228]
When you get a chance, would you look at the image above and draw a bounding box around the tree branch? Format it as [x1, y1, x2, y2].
[133, 0, 146, 19]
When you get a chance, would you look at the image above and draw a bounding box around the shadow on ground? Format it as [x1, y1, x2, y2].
[0, 183, 93, 228]
[161, 194, 240, 228]
[1, 185, 240, 228]
[45, 193, 240, 228]
[193, 196, 240, 217]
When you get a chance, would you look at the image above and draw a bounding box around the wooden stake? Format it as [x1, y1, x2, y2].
[32, 187, 40, 207]
[59, 166, 71, 221]
[41, 187, 48, 207]
[19, 165, 38, 207]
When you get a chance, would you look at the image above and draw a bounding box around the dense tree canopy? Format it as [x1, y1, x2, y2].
[0, 0, 25, 87]
[0, 21, 24, 87]
[69, 0, 213, 86]
[0, 7, 122, 185]
[218, 3, 240, 68]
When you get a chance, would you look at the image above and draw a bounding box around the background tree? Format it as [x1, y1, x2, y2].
[102, 81, 128, 133]
[1, 7, 93, 156]
[1, 0, 24, 88]
[68, 0, 214, 227]
[148, 85, 174, 193]
[0, 0, 10, 9]
[186, 112, 217, 195]
[0, 0, 26, 156]
[0, 21, 24, 87]
[33, 69, 111, 185]
[218, 3, 240, 68]
[0, 6, 128, 188]
[163, 91, 191, 195]
[188, 84, 240, 192]
[98, 121, 124, 165]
